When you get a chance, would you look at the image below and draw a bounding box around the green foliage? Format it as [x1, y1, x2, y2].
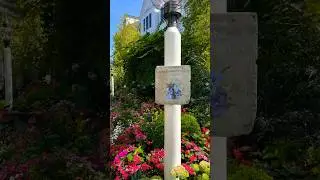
[113, 14, 141, 84]
[0, 144, 14, 162]
[122, 31, 164, 97]
[188, 102, 210, 127]
[141, 110, 165, 148]
[181, 113, 201, 134]
[182, 0, 210, 98]
[251, 0, 320, 115]
[141, 110, 200, 148]
[27, 148, 107, 180]
[0, 100, 8, 109]
[13, 83, 56, 111]
[12, 0, 48, 86]
[261, 140, 305, 166]
[228, 164, 273, 180]
[307, 147, 320, 177]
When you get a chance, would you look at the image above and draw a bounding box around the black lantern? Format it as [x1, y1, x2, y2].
[163, 0, 181, 27]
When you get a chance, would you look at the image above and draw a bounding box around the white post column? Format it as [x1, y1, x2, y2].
[211, 0, 228, 180]
[110, 75, 114, 97]
[164, 26, 181, 180]
[4, 47, 12, 109]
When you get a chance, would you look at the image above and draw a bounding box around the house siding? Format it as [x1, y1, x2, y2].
[140, 0, 187, 35]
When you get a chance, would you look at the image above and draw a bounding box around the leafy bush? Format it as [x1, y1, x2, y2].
[228, 164, 273, 180]
[141, 110, 201, 148]
[188, 101, 210, 127]
[13, 82, 57, 111]
[122, 31, 164, 98]
[181, 113, 201, 134]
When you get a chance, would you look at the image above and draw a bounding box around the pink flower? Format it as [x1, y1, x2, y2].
[197, 154, 208, 161]
[193, 145, 201, 151]
[186, 143, 193, 149]
[133, 155, 141, 164]
[118, 150, 128, 158]
[112, 157, 121, 167]
[141, 163, 152, 171]
[155, 163, 164, 171]
[119, 168, 129, 179]
[126, 164, 141, 175]
[110, 112, 120, 121]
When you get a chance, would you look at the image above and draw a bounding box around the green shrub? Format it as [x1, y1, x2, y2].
[188, 102, 210, 127]
[141, 110, 201, 148]
[181, 113, 201, 134]
[228, 165, 273, 180]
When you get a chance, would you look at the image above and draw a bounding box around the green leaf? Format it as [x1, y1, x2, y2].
[127, 153, 133, 162]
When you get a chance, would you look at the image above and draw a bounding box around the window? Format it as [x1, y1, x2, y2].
[149, 13, 152, 28]
[143, 19, 145, 32]
[146, 16, 149, 30]
[160, 8, 164, 22]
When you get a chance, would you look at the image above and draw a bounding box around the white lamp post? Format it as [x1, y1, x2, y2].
[163, 1, 181, 179]
[155, 1, 191, 179]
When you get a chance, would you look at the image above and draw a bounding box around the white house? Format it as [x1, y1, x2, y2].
[139, 0, 187, 35]
[124, 15, 139, 26]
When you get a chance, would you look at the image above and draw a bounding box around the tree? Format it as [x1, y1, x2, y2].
[182, 0, 210, 98]
[11, 0, 48, 89]
[112, 14, 140, 85]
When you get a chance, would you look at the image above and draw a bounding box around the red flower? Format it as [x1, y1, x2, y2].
[189, 155, 197, 162]
[182, 164, 195, 175]
[201, 127, 209, 134]
[133, 154, 141, 164]
[155, 163, 164, 171]
[141, 163, 152, 171]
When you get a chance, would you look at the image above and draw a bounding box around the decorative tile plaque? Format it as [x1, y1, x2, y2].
[155, 65, 191, 105]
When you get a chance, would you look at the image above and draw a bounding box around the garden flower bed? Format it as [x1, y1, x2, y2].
[110, 101, 211, 179]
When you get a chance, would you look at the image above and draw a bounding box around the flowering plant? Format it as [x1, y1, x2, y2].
[171, 165, 189, 179]
[110, 102, 211, 179]
[170, 161, 210, 179]
[111, 146, 165, 180]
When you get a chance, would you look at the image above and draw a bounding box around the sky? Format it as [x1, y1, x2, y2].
[110, 0, 143, 58]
